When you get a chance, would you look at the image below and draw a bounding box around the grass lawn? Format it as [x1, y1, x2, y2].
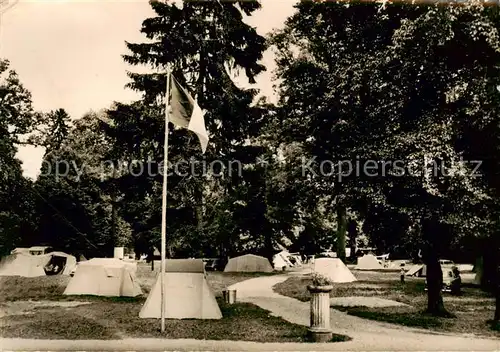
[1, 297, 313, 341]
[273, 271, 499, 338]
[0, 266, 349, 342]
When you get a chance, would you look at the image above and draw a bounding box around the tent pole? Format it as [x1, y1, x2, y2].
[161, 65, 171, 333]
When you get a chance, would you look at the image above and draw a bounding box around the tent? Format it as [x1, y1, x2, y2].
[272, 251, 293, 270]
[0, 252, 50, 277]
[0, 251, 76, 277]
[10, 248, 30, 255]
[224, 254, 273, 273]
[406, 264, 427, 277]
[288, 253, 303, 266]
[43, 252, 77, 275]
[64, 258, 142, 297]
[139, 259, 222, 319]
[313, 258, 357, 283]
[355, 254, 383, 270]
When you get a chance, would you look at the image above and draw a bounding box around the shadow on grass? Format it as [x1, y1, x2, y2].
[0, 296, 351, 343]
[488, 319, 500, 332]
[332, 305, 452, 330]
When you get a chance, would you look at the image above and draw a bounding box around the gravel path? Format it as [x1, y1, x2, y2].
[228, 273, 500, 351]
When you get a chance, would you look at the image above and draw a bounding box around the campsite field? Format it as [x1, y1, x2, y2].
[0, 264, 348, 342]
[273, 270, 499, 338]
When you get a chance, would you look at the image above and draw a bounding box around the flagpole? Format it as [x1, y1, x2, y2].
[161, 64, 171, 333]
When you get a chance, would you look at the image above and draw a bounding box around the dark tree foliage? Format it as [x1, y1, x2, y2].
[102, 0, 271, 258]
[273, 0, 500, 317]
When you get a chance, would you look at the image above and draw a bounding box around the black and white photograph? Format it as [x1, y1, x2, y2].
[0, 0, 500, 350]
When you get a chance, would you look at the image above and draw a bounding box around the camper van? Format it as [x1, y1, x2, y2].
[28, 246, 53, 256]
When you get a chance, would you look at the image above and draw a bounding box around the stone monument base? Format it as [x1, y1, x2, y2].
[308, 327, 333, 342]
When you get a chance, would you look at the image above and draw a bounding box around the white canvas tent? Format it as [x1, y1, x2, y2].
[64, 258, 142, 297]
[0, 252, 50, 277]
[406, 264, 426, 277]
[355, 254, 384, 270]
[0, 251, 76, 277]
[10, 248, 30, 255]
[289, 253, 303, 266]
[224, 254, 273, 273]
[272, 251, 293, 270]
[140, 259, 222, 319]
[313, 258, 357, 283]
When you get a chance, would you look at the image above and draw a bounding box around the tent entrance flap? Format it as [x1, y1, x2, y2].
[44, 256, 67, 275]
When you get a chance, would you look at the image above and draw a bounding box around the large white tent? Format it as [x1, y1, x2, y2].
[0, 251, 76, 277]
[355, 254, 384, 270]
[224, 254, 273, 273]
[64, 258, 142, 297]
[313, 258, 357, 283]
[139, 259, 222, 319]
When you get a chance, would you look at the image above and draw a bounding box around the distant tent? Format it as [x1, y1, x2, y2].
[288, 252, 303, 266]
[139, 259, 222, 319]
[78, 254, 87, 262]
[272, 251, 293, 270]
[456, 264, 473, 272]
[64, 258, 142, 297]
[0, 251, 76, 277]
[313, 258, 357, 283]
[10, 248, 30, 255]
[406, 264, 426, 277]
[224, 254, 273, 273]
[355, 254, 383, 270]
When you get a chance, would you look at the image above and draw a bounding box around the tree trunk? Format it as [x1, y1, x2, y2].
[347, 219, 358, 259]
[111, 164, 118, 247]
[111, 200, 117, 244]
[480, 239, 496, 290]
[336, 206, 347, 262]
[425, 251, 447, 315]
[492, 238, 500, 322]
[495, 280, 500, 321]
[421, 217, 449, 317]
[263, 161, 274, 262]
[194, 185, 204, 250]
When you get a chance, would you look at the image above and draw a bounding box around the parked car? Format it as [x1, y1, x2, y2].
[425, 269, 453, 293]
[439, 259, 454, 265]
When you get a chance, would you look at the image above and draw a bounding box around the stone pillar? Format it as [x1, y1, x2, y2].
[307, 285, 333, 342]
